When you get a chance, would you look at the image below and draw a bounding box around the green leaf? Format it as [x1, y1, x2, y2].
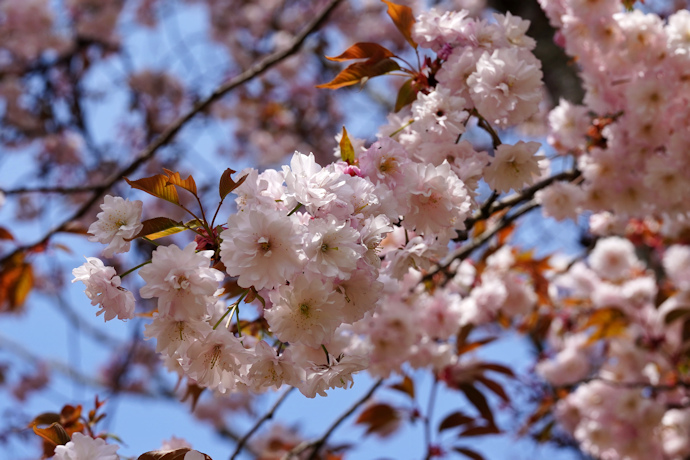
[394, 78, 416, 112]
[339, 126, 356, 164]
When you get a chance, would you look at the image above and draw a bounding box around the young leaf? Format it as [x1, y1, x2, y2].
[453, 447, 485, 460]
[0, 253, 33, 313]
[395, 78, 416, 112]
[163, 169, 198, 196]
[475, 376, 510, 403]
[459, 384, 494, 425]
[438, 411, 474, 432]
[127, 217, 183, 241]
[139, 449, 213, 460]
[339, 126, 356, 165]
[381, 0, 417, 49]
[477, 362, 515, 378]
[125, 174, 179, 205]
[388, 374, 415, 400]
[355, 403, 400, 437]
[0, 227, 14, 240]
[458, 424, 500, 437]
[219, 168, 248, 200]
[326, 42, 395, 62]
[317, 59, 401, 90]
[665, 308, 690, 324]
[32, 422, 71, 446]
[29, 412, 61, 427]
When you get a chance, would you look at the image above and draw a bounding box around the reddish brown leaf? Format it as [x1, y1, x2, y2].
[339, 126, 356, 165]
[326, 42, 395, 62]
[0, 227, 14, 240]
[389, 374, 415, 400]
[163, 169, 197, 196]
[475, 376, 510, 403]
[665, 308, 690, 324]
[394, 78, 416, 112]
[125, 174, 179, 205]
[32, 423, 71, 446]
[219, 168, 248, 200]
[355, 403, 400, 437]
[317, 59, 401, 90]
[29, 412, 61, 427]
[181, 382, 205, 412]
[477, 363, 515, 378]
[459, 384, 494, 425]
[139, 448, 212, 460]
[580, 307, 628, 345]
[456, 337, 497, 355]
[453, 446, 485, 460]
[381, 0, 417, 49]
[438, 411, 474, 432]
[458, 424, 500, 437]
[0, 253, 33, 313]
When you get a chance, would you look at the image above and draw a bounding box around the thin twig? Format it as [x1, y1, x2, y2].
[0, 0, 343, 267]
[423, 378, 439, 460]
[230, 386, 296, 460]
[285, 378, 384, 460]
[425, 200, 540, 283]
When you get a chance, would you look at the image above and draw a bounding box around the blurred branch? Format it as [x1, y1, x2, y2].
[286, 378, 384, 460]
[230, 386, 296, 460]
[0, 0, 343, 266]
[456, 168, 580, 242]
[425, 199, 540, 283]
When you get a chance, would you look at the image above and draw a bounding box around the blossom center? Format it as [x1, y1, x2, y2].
[299, 303, 311, 318]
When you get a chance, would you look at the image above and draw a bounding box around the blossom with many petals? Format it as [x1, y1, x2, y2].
[87, 195, 143, 257]
[72, 257, 135, 321]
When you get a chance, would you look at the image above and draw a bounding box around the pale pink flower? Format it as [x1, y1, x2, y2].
[535, 181, 584, 221]
[404, 161, 471, 240]
[336, 264, 383, 324]
[265, 274, 345, 348]
[467, 48, 543, 127]
[139, 243, 223, 320]
[220, 208, 305, 291]
[589, 237, 639, 281]
[298, 354, 368, 398]
[143, 314, 212, 355]
[483, 141, 543, 193]
[53, 432, 119, 460]
[305, 216, 364, 280]
[87, 195, 143, 257]
[72, 257, 135, 321]
[664, 245, 690, 290]
[184, 329, 250, 393]
[246, 341, 301, 391]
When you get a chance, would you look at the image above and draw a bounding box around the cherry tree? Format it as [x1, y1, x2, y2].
[1, 0, 690, 459]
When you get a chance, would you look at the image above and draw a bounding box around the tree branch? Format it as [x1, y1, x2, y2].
[285, 378, 384, 460]
[0, 0, 343, 266]
[230, 386, 296, 460]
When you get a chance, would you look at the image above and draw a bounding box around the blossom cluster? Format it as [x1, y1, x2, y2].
[533, 236, 690, 459]
[71, 4, 551, 403]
